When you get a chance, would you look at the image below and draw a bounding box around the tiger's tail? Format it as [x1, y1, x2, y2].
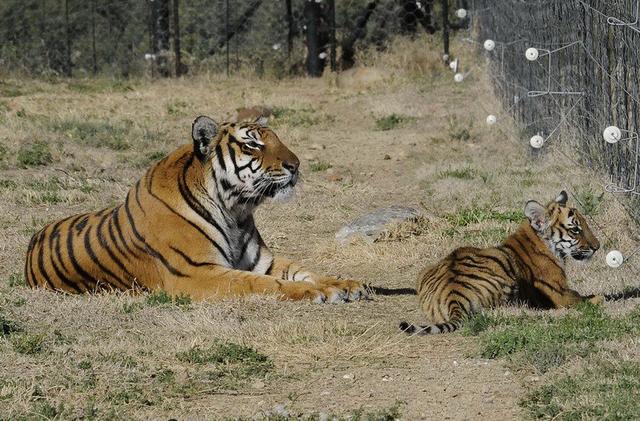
[399, 300, 468, 335]
[398, 319, 463, 335]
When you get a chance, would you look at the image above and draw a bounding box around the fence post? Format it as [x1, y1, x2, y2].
[286, 0, 293, 59]
[90, 0, 97, 75]
[225, 0, 230, 76]
[64, 0, 72, 76]
[328, 0, 336, 72]
[441, 0, 450, 61]
[173, 0, 182, 76]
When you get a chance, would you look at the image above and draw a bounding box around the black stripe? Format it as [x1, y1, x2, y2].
[215, 144, 226, 171]
[96, 212, 136, 284]
[146, 173, 231, 264]
[75, 215, 90, 233]
[170, 246, 216, 267]
[178, 155, 231, 245]
[66, 215, 99, 290]
[124, 193, 188, 277]
[134, 180, 147, 216]
[264, 258, 274, 275]
[112, 207, 139, 259]
[107, 208, 133, 262]
[36, 231, 55, 289]
[47, 219, 82, 292]
[83, 225, 126, 289]
[248, 245, 262, 272]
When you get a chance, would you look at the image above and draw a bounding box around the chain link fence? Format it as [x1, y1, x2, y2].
[471, 0, 640, 222]
[0, 0, 473, 78]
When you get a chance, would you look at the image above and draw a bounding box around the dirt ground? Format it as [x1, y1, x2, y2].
[1, 40, 639, 419]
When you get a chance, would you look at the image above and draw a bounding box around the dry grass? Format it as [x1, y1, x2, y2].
[1, 37, 639, 419]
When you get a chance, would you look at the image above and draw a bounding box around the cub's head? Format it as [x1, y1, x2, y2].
[191, 115, 300, 206]
[524, 190, 600, 261]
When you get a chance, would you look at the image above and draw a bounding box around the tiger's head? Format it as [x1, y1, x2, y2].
[524, 190, 600, 261]
[191, 115, 300, 207]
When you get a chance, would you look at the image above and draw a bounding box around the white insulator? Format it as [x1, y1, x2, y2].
[525, 47, 539, 61]
[606, 250, 624, 268]
[603, 126, 622, 144]
[530, 135, 544, 148]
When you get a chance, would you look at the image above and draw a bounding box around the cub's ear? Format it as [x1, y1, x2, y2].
[192, 115, 218, 161]
[555, 190, 568, 205]
[524, 200, 548, 233]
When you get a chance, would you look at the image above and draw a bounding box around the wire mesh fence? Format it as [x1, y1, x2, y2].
[469, 0, 640, 222]
[0, 0, 471, 78]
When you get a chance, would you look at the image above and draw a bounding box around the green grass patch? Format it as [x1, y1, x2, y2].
[145, 290, 192, 308]
[437, 166, 476, 180]
[309, 161, 332, 172]
[47, 117, 132, 150]
[574, 187, 604, 216]
[0, 84, 23, 97]
[0, 143, 8, 164]
[17, 140, 54, 167]
[522, 360, 640, 420]
[461, 226, 510, 244]
[447, 116, 475, 142]
[445, 205, 523, 229]
[166, 100, 189, 115]
[67, 79, 134, 94]
[11, 332, 46, 355]
[272, 106, 323, 127]
[177, 341, 273, 390]
[0, 178, 18, 190]
[463, 304, 640, 373]
[1, 314, 21, 336]
[7, 272, 25, 287]
[375, 113, 415, 131]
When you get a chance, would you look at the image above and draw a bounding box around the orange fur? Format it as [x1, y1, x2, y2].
[25, 116, 366, 303]
[400, 191, 603, 335]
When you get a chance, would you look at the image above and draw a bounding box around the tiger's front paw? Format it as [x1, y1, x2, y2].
[317, 278, 369, 302]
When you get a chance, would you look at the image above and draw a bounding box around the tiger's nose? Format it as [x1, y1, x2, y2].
[283, 157, 300, 174]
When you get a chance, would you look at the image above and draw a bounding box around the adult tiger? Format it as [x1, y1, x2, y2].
[400, 191, 603, 335]
[25, 116, 367, 303]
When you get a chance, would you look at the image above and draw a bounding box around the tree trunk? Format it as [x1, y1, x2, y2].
[304, 1, 325, 77]
[153, 0, 171, 77]
[339, 0, 378, 70]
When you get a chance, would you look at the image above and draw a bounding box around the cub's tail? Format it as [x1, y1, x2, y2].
[399, 318, 463, 335]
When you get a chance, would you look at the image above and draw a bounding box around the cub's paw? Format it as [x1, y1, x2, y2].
[587, 294, 605, 305]
[317, 278, 369, 302]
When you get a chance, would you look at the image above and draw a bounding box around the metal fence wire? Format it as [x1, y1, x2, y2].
[470, 0, 640, 221]
[0, 0, 468, 77]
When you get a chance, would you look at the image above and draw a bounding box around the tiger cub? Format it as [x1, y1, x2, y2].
[400, 191, 603, 335]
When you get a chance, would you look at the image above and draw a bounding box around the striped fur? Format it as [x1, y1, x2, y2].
[25, 115, 367, 303]
[400, 191, 603, 335]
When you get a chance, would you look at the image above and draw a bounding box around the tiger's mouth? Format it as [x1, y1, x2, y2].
[571, 249, 596, 261]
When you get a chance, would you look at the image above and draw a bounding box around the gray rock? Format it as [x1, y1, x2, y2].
[336, 206, 420, 244]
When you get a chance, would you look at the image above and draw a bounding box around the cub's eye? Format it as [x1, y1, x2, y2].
[569, 227, 582, 235]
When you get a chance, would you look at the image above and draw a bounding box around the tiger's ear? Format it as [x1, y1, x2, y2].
[555, 190, 568, 205]
[192, 116, 218, 161]
[524, 200, 548, 233]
